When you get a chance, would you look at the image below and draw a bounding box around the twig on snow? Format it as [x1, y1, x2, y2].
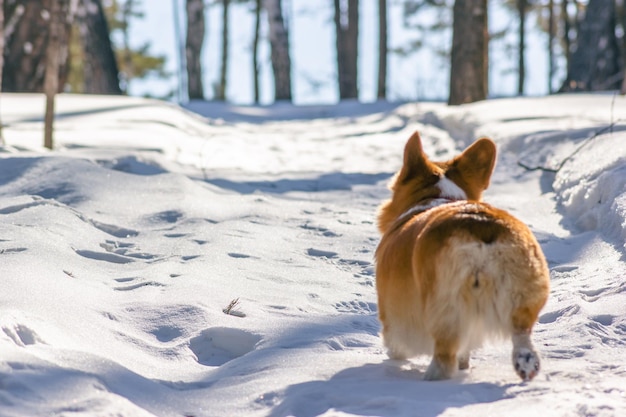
[517, 119, 624, 173]
[223, 298, 246, 317]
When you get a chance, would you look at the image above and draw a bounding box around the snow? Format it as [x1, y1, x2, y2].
[1, 92, 625, 416]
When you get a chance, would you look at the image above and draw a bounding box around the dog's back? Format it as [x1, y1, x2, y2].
[375, 132, 549, 381]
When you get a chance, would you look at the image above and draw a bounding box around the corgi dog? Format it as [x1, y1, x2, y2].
[375, 131, 550, 381]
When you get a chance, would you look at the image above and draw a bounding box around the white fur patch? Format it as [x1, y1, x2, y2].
[513, 347, 540, 381]
[437, 176, 467, 200]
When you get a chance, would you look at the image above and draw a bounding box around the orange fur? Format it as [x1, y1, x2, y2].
[375, 131, 549, 381]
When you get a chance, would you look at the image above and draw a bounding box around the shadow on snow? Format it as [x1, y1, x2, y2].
[206, 172, 393, 194]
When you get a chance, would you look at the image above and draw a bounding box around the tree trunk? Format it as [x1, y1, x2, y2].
[252, 0, 261, 103]
[0, 0, 5, 144]
[548, 0, 554, 93]
[0, 0, 3, 93]
[377, 0, 387, 100]
[3, 0, 70, 93]
[618, 0, 626, 94]
[44, 0, 68, 150]
[560, 0, 621, 92]
[334, 0, 359, 100]
[185, 0, 205, 100]
[265, 0, 292, 101]
[517, 0, 526, 95]
[216, 0, 229, 101]
[448, 0, 488, 105]
[620, 0, 626, 63]
[562, 0, 571, 76]
[75, 0, 121, 94]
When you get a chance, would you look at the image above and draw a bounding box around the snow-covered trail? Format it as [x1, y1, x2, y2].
[0, 94, 625, 416]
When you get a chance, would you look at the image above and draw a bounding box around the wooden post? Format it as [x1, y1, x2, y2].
[43, 0, 65, 150]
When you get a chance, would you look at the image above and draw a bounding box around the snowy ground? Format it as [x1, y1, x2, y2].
[0, 93, 625, 416]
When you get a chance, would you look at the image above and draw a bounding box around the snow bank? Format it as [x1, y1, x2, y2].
[426, 93, 626, 251]
[553, 131, 626, 249]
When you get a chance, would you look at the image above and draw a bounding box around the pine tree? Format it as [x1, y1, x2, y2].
[334, 0, 359, 100]
[216, 0, 229, 101]
[2, 1, 71, 92]
[66, 0, 168, 95]
[186, 0, 205, 100]
[377, 0, 387, 100]
[449, 0, 488, 104]
[108, 0, 169, 94]
[74, 0, 122, 94]
[265, 0, 292, 101]
[560, 0, 621, 92]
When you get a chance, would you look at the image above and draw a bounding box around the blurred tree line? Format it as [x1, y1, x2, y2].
[1, 0, 167, 96]
[1, 0, 626, 105]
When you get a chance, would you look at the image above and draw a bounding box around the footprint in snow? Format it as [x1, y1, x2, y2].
[544, 346, 588, 360]
[299, 222, 341, 237]
[189, 327, 261, 367]
[75, 240, 160, 264]
[538, 304, 580, 324]
[113, 277, 165, 291]
[90, 220, 138, 238]
[579, 281, 626, 302]
[228, 252, 254, 259]
[551, 264, 579, 273]
[75, 248, 135, 264]
[100, 240, 158, 260]
[338, 258, 371, 267]
[152, 324, 185, 343]
[0, 247, 28, 254]
[307, 248, 338, 258]
[147, 210, 184, 224]
[334, 300, 377, 315]
[164, 233, 188, 238]
[2, 323, 44, 347]
[591, 314, 615, 326]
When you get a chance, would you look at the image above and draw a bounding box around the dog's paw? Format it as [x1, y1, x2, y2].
[513, 347, 540, 381]
[424, 359, 455, 381]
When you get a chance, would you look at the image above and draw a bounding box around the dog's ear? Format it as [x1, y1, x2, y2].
[455, 138, 497, 191]
[398, 131, 430, 183]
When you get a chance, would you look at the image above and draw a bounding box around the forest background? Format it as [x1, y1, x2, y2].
[1, 0, 624, 106]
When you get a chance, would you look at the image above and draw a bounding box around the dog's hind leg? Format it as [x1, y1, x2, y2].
[511, 308, 542, 381]
[424, 337, 459, 380]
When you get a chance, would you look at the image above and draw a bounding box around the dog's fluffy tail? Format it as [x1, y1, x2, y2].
[421, 237, 518, 352]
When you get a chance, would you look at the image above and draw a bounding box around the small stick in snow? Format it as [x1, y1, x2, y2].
[223, 298, 246, 317]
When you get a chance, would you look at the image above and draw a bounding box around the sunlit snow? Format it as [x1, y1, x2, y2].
[1, 93, 625, 416]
